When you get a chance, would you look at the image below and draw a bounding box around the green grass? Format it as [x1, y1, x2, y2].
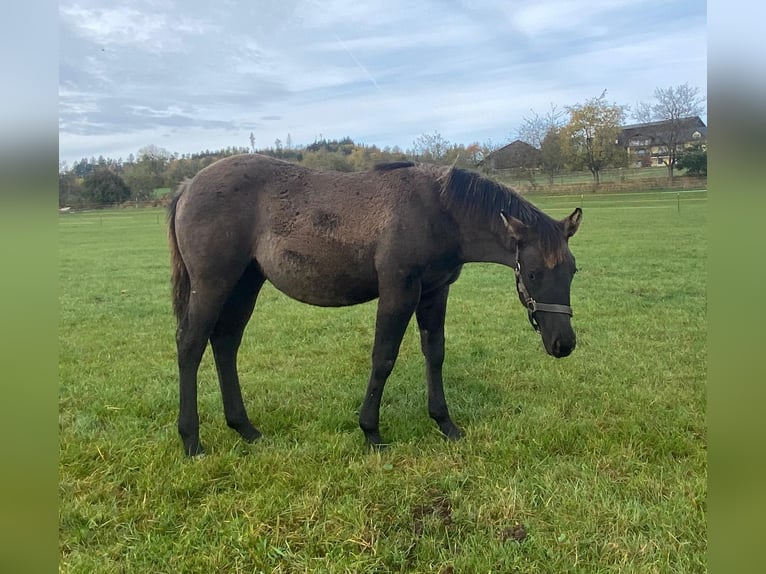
[59, 190, 706, 573]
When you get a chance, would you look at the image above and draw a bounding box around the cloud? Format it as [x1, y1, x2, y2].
[58, 0, 707, 164]
[60, 3, 212, 52]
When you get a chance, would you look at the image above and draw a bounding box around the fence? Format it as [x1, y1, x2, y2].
[490, 166, 706, 195]
[59, 168, 707, 212]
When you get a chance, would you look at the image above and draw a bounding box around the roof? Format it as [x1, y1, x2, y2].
[618, 116, 707, 145]
[485, 140, 541, 168]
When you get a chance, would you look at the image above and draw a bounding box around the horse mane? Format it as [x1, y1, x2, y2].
[440, 167, 567, 265]
[373, 161, 416, 171]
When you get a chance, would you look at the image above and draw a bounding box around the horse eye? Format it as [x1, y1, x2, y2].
[528, 272, 536, 281]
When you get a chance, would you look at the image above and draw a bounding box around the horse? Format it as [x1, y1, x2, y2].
[168, 154, 582, 456]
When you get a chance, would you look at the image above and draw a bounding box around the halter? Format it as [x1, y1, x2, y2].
[513, 258, 573, 333]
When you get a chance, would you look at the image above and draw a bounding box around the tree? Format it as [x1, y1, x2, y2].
[411, 131, 451, 163]
[632, 83, 706, 179]
[563, 91, 627, 185]
[71, 157, 97, 178]
[540, 127, 565, 184]
[58, 172, 83, 207]
[517, 104, 565, 149]
[123, 145, 173, 199]
[82, 169, 131, 206]
[631, 101, 654, 124]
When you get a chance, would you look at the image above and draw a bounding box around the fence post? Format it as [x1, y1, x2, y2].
[677, 191, 681, 215]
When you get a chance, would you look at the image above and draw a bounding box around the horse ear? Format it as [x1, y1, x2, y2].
[560, 207, 582, 238]
[500, 211, 527, 241]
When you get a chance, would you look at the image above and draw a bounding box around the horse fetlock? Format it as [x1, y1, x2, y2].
[228, 419, 262, 442]
[431, 414, 462, 440]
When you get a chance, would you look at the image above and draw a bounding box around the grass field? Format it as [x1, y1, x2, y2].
[59, 189, 706, 573]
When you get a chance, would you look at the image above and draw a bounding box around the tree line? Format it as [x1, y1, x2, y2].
[59, 84, 706, 207]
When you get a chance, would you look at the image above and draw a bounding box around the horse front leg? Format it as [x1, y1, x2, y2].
[416, 286, 462, 440]
[359, 280, 421, 448]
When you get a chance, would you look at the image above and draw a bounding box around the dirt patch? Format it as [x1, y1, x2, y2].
[500, 522, 528, 543]
[412, 490, 453, 534]
[402, 489, 455, 568]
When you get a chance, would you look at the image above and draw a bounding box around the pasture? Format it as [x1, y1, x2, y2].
[59, 189, 706, 572]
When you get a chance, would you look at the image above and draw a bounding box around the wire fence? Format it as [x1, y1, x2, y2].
[490, 166, 706, 194]
[59, 168, 707, 213]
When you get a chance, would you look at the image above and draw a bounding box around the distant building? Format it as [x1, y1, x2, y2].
[618, 116, 707, 168]
[483, 140, 541, 170]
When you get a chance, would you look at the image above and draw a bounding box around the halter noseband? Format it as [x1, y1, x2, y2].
[513, 259, 573, 333]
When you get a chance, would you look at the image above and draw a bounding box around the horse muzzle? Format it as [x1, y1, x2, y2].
[513, 259, 576, 358]
[548, 332, 576, 358]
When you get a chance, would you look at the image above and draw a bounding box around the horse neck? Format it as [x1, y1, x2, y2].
[452, 209, 517, 266]
[438, 167, 543, 267]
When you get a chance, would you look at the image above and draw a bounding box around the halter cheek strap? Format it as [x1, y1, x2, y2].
[513, 259, 573, 333]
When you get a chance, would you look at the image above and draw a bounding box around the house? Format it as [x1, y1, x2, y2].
[483, 140, 541, 170]
[618, 116, 707, 168]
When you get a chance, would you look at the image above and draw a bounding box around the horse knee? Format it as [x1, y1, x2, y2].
[372, 358, 395, 381]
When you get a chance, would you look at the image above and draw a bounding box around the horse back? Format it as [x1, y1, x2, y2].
[174, 154, 461, 306]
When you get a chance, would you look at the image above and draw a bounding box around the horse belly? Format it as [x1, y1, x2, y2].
[258, 240, 379, 307]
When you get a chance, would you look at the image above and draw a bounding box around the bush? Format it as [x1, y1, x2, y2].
[676, 146, 707, 176]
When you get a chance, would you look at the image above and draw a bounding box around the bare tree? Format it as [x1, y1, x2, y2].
[631, 101, 654, 124]
[411, 131, 452, 163]
[652, 83, 706, 121]
[634, 83, 706, 179]
[517, 104, 565, 149]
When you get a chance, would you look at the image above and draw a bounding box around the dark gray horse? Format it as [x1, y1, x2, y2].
[168, 154, 582, 456]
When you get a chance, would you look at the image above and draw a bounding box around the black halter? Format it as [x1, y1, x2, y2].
[513, 259, 573, 333]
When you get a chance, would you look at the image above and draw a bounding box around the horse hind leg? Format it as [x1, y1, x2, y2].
[359, 280, 422, 448]
[177, 290, 226, 457]
[415, 285, 462, 441]
[210, 262, 266, 444]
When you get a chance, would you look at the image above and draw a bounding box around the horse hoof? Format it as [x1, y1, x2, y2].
[240, 427, 262, 443]
[447, 430, 463, 441]
[440, 424, 463, 441]
[368, 441, 389, 452]
[228, 421, 262, 443]
[185, 443, 206, 457]
[364, 431, 388, 451]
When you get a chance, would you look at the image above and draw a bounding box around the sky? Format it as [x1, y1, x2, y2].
[58, 0, 707, 167]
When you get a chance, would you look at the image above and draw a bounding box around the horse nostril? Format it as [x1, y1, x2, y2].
[553, 338, 575, 357]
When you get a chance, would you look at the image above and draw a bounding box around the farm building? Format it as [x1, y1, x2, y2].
[483, 140, 541, 171]
[618, 115, 707, 168]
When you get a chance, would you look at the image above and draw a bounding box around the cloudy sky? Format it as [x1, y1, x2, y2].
[59, 0, 707, 166]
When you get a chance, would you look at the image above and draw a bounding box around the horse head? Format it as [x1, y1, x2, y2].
[501, 208, 582, 358]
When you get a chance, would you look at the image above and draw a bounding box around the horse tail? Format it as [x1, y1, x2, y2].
[168, 180, 191, 324]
